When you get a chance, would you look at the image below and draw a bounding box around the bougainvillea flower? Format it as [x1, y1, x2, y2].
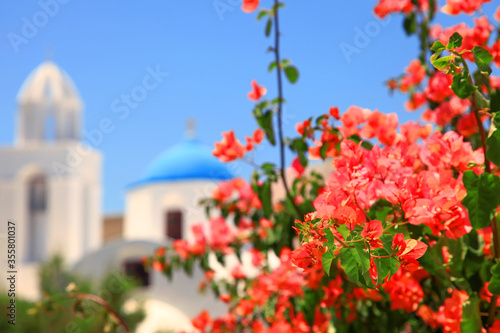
[192, 310, 212, 331]
[384, 271, 424, 312]
[213, 130, 246, 162]
[253, 128, 264, 144]
[329, 106, 340, 119]
[456, 112, 479, 138]
[391, 233, 427, 272]
[295, 119, 312, 136]
[231, 265, 246, 279]
[404, 92, 427, 111]
[400, 60, 426, 92]
[441, 0, 492, 15]
[259, 217, 273, 228]
[290, 157, 306, 177]
[152, 260, 165, 271]
[361, 220, 383, 246]
[291, 242, 325, 273]
[392, 234, 427, 259]
[173, 239, 190, 259]
[374, 0, 414, 18]
[247, 79, 267, 101]
[235, 299, 254, 316]
[242, 0, 259, 13]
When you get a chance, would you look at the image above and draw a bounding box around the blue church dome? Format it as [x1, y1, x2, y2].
[130, 138, 233, 188]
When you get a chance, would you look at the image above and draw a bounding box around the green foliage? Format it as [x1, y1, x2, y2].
[430, 40, 445, 52]
[0, 256, 144, 333]
[432, 55, 454, 70]
[446, 32, 463, 49]
[284, 65, 299, 84]
[451, 71, 476, 99]
[488, 261, 500, 295]
[258, 180, 273, 218]
[462, 171, 500, 230]
[472, 46, 493, 76]
[290, 138, 308, 166]
[491, 89, 500, 114]
[460, 296, 482, 333]
[322, 250, 335, 276]
[339, 242, 375, 289]
[486, 130, 500, 167]
[254, 108, 276, 145]
[347, 134, 373, 150]
[265, 18, 272, 37]
[403, 13, 417, 35]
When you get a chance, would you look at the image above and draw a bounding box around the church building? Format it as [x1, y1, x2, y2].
[0, 61, 234, 332]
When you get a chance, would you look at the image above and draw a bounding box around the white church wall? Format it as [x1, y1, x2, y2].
[124, 180, 219, 243]
[0, 143, 102, 266]
[124, 187, 155, 240]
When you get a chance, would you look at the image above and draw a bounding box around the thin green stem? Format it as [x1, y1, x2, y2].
[58, 292, 130, 332]
[452, 51, 491, 173]
[332, 234, 354, 249]
[383, 222, 408, 233]
[272, 0, 303, 219]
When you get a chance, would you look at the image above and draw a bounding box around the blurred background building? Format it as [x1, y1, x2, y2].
[0, 61, 234, 332]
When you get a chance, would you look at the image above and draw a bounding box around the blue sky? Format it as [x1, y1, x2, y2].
[0, 1, 498, 214]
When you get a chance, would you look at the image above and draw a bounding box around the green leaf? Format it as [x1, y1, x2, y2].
[322, 250, 335, 276]
[488, 261, 500, 295]
[446, 32, 463, 49]
[451, 72, 476, 99]
[319, 143, 328, 160]
[256, 10, 268, 21]
[474, 90, 490, 110]
[291, 138, 308, 166]
[403, 13, 416, 35]
[259, 181, 272, 218]
[472, 46, 493, 76]
[290, 138, 308, 166]
[428, 0, 436, 20]
[315, 114, 327, 126]
[430, 40, 445, 52]
[460, 296, 482, 333]
[491, 89, 500, 114]
[336, 224, 350, 239]
[284, 65, 299, 84]
[281, 58, 291, 67]
[486, 130, 500, 167]
[462, 171, 500, 230]
[418, 249, 442, 275]
[324, 228, 335, 248]
[273, 2, 285, 11]
[347, 134, 373, 150]
[339, 247, 360, 285]
[256, 110, 275, 145]
[464, 250, 483, 278]
[372, 248, 397, 284]
[268, 61, 278, 72]
[431, 55, 454, 70]
[340, 242, 374, 288]
[261, 163, 275, 172]
[380, 234, 394, 254]
[353, 241, 375, 288]
[265, 18, 272, 37]
[261, 163, 277, 181]
[368, 199, 393, 221]
[494, 112, 500, 128]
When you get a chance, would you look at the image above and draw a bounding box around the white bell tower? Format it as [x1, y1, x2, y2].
[0, 61, 102, 267]
[17, 61, 82, 145]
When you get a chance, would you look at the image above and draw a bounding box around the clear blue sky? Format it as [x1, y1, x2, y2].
[0, 1, 498, 214]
